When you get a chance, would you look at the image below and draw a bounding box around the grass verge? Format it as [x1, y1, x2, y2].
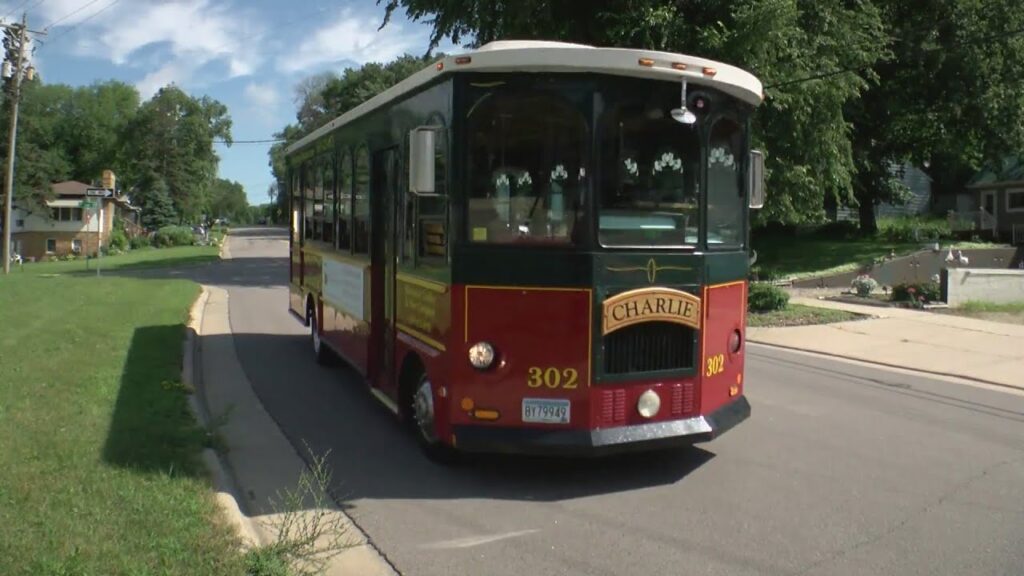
[752, 236, 921, 279]
[748, 304, 863, 327]
[12, 245, 219, 275]
[941, 301, 1024, 325]
[0, 273, 244, 575]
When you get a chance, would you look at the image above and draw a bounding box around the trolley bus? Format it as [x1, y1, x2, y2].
[286, 40, 765, 456]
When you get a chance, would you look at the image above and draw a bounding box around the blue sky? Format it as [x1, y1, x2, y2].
[16, 0, 456, 205]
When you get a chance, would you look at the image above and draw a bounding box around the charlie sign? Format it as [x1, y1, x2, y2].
[602, 287, 701, 335]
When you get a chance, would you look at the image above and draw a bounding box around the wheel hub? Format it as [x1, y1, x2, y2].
[413, 379, 436, 442]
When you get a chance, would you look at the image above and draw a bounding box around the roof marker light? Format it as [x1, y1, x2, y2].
[435, 61, 444, 71]
[638, 58, 655, 67]
[671, 62, 687, 71]
[702, 66, 717, 77]
[455, 56, 472, 65]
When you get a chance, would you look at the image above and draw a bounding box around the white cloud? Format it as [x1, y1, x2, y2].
[244, 82, 280, 110]
[278, 8, 428, 73]
[39, 0, 263, 92]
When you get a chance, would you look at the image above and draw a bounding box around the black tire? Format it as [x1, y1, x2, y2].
[408, 372, 460, 464]
[309, 303, 331, 365]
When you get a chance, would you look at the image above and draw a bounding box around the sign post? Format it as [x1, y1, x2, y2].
[85, 188, 111, 277]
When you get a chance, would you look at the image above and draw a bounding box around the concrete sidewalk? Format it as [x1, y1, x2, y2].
[189, 286, 396, 576]
[748, 297, 1024, 391]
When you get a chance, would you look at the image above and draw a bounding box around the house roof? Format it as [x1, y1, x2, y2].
[967, 157, 1024, 188]
[51, 180, 92, 196]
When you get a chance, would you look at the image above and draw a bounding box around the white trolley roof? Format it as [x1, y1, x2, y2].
[287, 40, 763, 156]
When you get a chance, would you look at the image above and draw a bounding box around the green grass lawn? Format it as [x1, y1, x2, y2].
[942, 300, 1024, 325]
[13, 245, 219, 275]
[752, 235, 920, 279]
[748, 304, 863, 327]
[0, 273, 243, 574]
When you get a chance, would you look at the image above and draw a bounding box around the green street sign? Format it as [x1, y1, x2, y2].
[80, 201, 97, 209]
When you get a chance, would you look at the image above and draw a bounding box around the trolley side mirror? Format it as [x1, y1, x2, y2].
[409, 127, 436, 195]
[749, 149, 765, 209]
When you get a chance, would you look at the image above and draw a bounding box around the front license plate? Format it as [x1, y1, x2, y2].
[522, 398, 570, 424]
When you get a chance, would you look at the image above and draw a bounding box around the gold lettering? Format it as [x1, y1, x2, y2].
[602, 287, 702, 335]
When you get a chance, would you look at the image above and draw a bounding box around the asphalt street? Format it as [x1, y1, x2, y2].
[193, 227, 1024, 576]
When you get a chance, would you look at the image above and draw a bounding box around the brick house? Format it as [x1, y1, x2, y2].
[9, 181, 140, 261]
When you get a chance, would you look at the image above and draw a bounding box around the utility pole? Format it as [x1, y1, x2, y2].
[1, 14, 43, 275]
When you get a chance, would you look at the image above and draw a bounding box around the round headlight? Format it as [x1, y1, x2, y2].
[637, 389, 661, 419]
[468, 342, 495, 370]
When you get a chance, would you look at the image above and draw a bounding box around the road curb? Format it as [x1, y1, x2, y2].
[747, 339, 1024, 393]
[182, 286, 265, 550]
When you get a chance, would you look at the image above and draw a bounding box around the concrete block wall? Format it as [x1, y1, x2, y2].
[942, 268, 1024, 306]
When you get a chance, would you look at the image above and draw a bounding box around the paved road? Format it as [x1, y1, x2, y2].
[204, 228, 1024, 576]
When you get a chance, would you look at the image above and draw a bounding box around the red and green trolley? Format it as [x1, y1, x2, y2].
[286, 40, 765, 456]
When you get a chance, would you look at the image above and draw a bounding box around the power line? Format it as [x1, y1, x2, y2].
[45, 0, 120, 45]
[44, 0, 104, 30]
[1, 0, 30, 21]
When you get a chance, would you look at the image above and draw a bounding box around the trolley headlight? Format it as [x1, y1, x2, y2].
[637, 389, 661, 419]
[468, 342, 495, 370]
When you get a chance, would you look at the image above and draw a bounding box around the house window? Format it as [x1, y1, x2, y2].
[46, 238, 56, 253]
[15, 219, 24, 227]
[50, 207, 84, 222]
[71, 239, 82, 253]
[1008, 189, 1024, 212]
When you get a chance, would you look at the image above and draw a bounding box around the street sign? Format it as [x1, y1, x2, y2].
[85, 188, 112, 197]
[80, 200, 97, 209]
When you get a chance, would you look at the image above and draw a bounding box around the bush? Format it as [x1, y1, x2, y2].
[850, 274, 879, 297]
[154, 225, 194, 248]
[892, 281, 941, 305]
[878, 217, 952, 243]
[130, 234, 152, 249]
[108, 228, 129, 251]
[748, 282, 790, 312]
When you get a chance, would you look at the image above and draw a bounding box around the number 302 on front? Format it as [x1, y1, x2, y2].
[522, 398, 571, 424]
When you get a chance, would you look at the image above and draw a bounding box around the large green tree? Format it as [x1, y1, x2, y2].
[122, 86, 232, 223]
[380, 0, 888, 224]
[209, 178, 249, 223]
[267, 53, 439, 213]
[848, 0, 1024, 232]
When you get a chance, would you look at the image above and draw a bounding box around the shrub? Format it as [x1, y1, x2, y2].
[154, 225, 194, 248]
[130, 234, 152, 249]
[878, 217, 952, 242]
[850, 274, 879, 297]
[108, 228, 129, 251]
[748, 282, 790, 312]
[892, 281, 941, 305]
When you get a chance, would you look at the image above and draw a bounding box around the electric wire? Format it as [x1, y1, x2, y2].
[43, 0, 103, 30]
[44, 0, 119, 44]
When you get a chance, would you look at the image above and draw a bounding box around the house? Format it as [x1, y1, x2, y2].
[9, 180, 140, 261]
[964, 157, 1024, 244]
[826, 162, 933, 221]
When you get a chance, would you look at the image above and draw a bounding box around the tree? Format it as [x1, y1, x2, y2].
[209, 178, 249, 223]
[122, 85, 232, 223]
[59, 81, 141, 185]
[379, 0, 887, 224]
[847, 0, 1024, 232]
[140, 178, 177, 229]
